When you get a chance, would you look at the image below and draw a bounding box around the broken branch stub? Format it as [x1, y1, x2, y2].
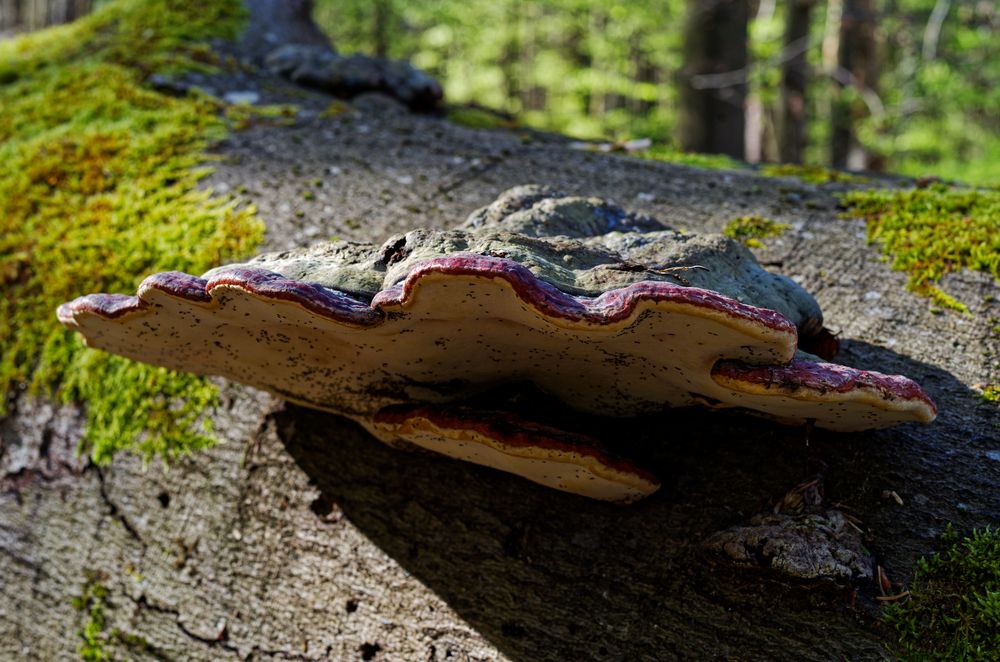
[57, 186, 936, 503]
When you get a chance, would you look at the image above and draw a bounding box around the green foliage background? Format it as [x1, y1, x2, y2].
[314, 0, 1000, 184]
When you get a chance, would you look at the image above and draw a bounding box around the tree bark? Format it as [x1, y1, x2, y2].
[372, 0, 390, 58]
[500, 0, 522, 114]
[779, 0, 814, 163]
[239, 0, 331, 61]
[0, 0, 90, 34]
[677, 0, 749, 159]
[0, 0, 17, 33]
[831, 0, 880, 170]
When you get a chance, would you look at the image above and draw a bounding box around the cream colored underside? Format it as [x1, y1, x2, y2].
[367, 416, 658, 503]
[712, 374, 936, 428]
[70, 272, 800, 419]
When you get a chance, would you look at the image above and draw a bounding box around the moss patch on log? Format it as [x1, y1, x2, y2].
[977, 384, 1000, 405]
[840, 184, 1000, 313]
[722, 215, 789, 248]
[884, 525, 1000, 660]
[761, 163, 867, 185]
[73, 571, 154, 661]
[0, 0, 264, 463]
[639, 144, 744, 171]
[447, 105, 518, 130]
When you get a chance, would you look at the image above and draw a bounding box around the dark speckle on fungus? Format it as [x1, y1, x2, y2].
[59, 186, 936, 503]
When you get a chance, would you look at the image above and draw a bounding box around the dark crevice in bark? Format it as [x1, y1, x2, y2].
[1, 396, 85, 491]
[95, 465, 144, 547]
[136, 593, 325, 661]
[134, 595, 241, 655]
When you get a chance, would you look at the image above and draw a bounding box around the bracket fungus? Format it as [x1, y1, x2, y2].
[58, 186, 936, 503]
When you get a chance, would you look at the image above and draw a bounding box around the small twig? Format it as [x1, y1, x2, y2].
[876, 591, 911, 602]
[877, 565, 893, 595]
[605, 263, 710, 287]
[922, 0, 952, 61]
[648, 264, 710, 287]
[845, 519, 865, 534]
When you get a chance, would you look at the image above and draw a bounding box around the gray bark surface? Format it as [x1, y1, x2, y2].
[2, 69, 999, 661]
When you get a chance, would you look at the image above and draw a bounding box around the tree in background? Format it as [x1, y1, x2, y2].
[677, 0, 749, 159]
[0, 0, 90, 35]
[239, 0, 329, 60]
[779, 0, 815, 163]
[830, 0, 881, 169]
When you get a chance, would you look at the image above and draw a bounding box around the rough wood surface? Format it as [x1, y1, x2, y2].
[2, 68, 998, 661]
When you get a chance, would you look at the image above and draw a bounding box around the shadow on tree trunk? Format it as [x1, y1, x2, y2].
[276, 340, 994, 660]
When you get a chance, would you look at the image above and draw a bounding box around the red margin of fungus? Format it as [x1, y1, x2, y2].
[374, 403, 662, 487]
[59, 254, 799, 342]
[712, 359, 938, 417]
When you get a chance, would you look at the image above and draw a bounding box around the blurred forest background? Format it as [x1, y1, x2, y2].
[313, 0, 999, 183]
[3, 0, 998, 183]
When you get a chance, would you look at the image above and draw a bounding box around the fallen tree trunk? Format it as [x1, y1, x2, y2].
[2, 8, 999, 661]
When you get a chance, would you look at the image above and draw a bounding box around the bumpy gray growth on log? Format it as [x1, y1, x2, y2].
[223, 185, 822, 323]
[265, 44, 443, 111]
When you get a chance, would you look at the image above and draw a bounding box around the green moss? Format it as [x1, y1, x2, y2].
[978, 384, 1000, 405]
[639, 145, 744, 171]
[447, 105, 517, 130]
[761, 162, 867, 184]
[73, 573, 110, 661]
[723, 215, 789, 248]
[319, 99, 351, 118]
[840, 184, 1000, 313]
[225, 101, 298, 130]
[0, 0, 264, 463]
[73, 572, 154, 660]
[884, 525, 1000, 660]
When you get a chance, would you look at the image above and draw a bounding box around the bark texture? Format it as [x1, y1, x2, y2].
[779, 0, 815, 163]
[239, 0, 331, 61]
[0, 0, 90, 35]
[678, 0, 749, 159]
[831, 0, 880, 170]
[2, 61, 999, 661]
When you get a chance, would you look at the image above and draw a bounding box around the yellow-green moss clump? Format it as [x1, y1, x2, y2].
[884, 525, 1000, 660]
[761, 162, 867, 185]
[447, 105, 518, 131]
[0, 0, 264, 463]
[73, 571, 153, 660]
[639, 144, 744, 171]
[978, 384, 1000, 404]
[841, 184, 1000, 312]
[73, 573, 111, 661]
[723, 215, 789, 248]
